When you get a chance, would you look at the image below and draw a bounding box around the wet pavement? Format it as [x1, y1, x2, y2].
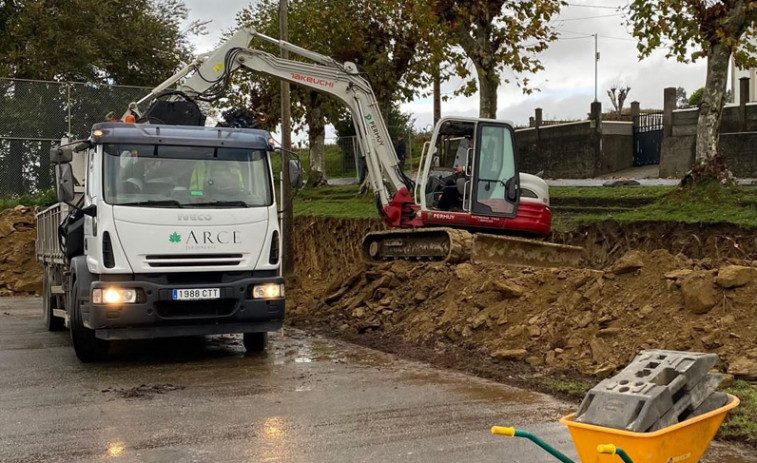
[0, 297, 754, 463]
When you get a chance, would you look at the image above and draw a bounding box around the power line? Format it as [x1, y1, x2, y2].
[557, 13, 623, 21]
[557, 35, 594, 40]
[566, 2, 622, 9]
[599, 34, 636, 42]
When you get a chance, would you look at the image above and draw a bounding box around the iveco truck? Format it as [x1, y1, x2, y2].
[36, 122, 292, 361]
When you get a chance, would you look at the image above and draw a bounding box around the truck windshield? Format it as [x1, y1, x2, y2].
[103, 144, 272, 208]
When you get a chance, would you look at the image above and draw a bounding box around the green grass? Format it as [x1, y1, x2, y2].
[0, 189, 57, 210]
[290, 182, 757, 232]
[720, 380, 757, 444]
[293, 185, 375, 218]
[590, 181, 757, 228]
[539, 378, 593, 398]
[550, 186, 674, 200]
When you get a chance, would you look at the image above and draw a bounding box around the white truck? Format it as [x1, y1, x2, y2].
[36, 123, 292, 361]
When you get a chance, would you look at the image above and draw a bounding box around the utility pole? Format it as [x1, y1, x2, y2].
[594, 33, 599, 103]
[433, 63, 441, 126]
[279, 0, 294, 277]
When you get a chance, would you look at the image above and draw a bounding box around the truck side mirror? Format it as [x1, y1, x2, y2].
[50, 146, 73, 165]
[289, 158, 303, 188]
[55, 163, 75, 203]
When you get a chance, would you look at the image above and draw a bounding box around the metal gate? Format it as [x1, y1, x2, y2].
[633, 112, 664, 166]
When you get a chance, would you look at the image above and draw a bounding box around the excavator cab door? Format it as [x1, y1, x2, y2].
[471, 122, 519, 217]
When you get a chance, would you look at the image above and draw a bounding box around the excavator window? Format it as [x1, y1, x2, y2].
[472, 124, 518, 216]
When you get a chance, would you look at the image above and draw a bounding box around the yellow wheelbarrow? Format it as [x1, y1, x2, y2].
[492, 394, 739, 463]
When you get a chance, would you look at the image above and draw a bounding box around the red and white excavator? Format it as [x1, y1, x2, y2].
[124, 28, 581, 267]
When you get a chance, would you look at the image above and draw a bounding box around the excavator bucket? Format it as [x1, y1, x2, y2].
[362, 228, 584, 268]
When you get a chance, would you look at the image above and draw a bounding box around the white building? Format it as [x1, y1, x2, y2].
[731, 59, 757, 102]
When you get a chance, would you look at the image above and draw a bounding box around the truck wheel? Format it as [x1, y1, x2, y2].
[243, 332, 267, 352]
[70, 283, 108, 362]
[42, 267, 64, 331]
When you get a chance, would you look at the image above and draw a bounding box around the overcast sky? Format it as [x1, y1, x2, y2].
[182, 0, 709, 137]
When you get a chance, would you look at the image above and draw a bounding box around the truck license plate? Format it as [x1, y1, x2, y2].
[172, 288, 220, 301]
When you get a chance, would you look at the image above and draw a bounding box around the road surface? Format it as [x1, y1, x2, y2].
[0, 297, 753, 463]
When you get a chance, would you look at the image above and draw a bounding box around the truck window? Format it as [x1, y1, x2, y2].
[102, 144, 272, 208]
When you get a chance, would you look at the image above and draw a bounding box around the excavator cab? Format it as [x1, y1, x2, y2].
[415, 117, 533, 231]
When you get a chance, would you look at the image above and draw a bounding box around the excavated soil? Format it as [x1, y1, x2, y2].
[0, 206, 42, 296]
[290, 217, 757, 381]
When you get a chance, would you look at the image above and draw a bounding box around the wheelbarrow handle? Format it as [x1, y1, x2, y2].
[597, 444, 634, 463]
[491, 426, 576, 463]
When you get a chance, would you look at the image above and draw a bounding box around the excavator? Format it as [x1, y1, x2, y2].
[123, 28, 582, 267]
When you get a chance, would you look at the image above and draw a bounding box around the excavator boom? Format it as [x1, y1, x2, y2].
[125, 26, 584, 268]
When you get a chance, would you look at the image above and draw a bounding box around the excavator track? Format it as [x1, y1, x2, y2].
[362, 228, 584, 267]
[362, 228, 473, 263]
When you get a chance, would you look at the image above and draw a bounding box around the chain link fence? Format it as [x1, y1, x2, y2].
[0, 77, 416, 194]
[317, 129, 414, 182]
[0, 78, 151, 197]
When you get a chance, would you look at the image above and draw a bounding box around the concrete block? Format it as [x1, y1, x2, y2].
[648, 373, 723, 431]
[575, 350, 719, 432]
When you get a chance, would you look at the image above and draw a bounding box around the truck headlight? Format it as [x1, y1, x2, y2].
[92, 288, 137, 304]
[253, 283, 284, 299]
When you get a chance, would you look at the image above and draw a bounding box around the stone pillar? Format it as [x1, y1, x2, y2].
[590, 101, 602, 128]
[740, 77, 749, 132]
[534, 108, 543, 128]
[590, 101, 602, 176]
[663, 87, 677, 137]
[630, 101, 640, 119]
[529, 116, 535, 128]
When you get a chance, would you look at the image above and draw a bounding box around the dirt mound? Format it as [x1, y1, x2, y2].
[0, 206, 42, 296]
[292, 217, 757, 278]
[553, 221, 757, 267]
[289, 250, 757, 379]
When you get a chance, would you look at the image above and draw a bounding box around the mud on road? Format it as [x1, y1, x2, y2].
[1, 298, 755, 463]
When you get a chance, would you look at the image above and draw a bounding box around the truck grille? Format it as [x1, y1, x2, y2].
[155, 299, 236, 319]
[145, 253, 243, 268]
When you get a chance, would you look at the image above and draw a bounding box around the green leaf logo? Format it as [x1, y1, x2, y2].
[365, 114, 372, 121]
[169, 232, 182, 243]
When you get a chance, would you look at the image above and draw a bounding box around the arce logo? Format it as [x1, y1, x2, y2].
[291, 72, 335, 88]
[178, 214, 212, 221]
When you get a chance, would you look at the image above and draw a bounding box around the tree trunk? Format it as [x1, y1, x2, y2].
[306, 92, 327, 187]
[8, 139, 25, 196]
[476, 66, 498, 119]
[695, 42, 731, 165]
[38, 140, 51, 191]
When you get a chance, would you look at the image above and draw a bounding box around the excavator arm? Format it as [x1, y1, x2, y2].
[126, 28, 422, 228]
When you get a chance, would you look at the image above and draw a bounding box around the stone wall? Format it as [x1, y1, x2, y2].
[515, 119, 633, 179]
[660, 81, 757, 177]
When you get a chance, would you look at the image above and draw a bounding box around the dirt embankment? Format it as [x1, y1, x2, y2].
[289, 217, 757, 381]
[0, 206, 41, 296]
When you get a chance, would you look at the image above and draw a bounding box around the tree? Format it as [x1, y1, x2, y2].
[607, 84, 631, 119]
[676, 86, 689, 108]
[689, 87, 704, 108]
[628, 1, 757, 178]
[235, 0, 440, 186]
[0, 0, 195, 84]
[436, 0, 564, 119]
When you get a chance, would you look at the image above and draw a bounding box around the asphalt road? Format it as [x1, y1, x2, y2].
[0, 297, 754, 463]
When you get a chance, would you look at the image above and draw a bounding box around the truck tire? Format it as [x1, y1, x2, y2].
[70, 283, 108, 362]
[243, 332, 267, 352]
[42, 267, 64, 331]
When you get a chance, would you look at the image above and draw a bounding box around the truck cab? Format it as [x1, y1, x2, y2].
[38, 122, 286, 361]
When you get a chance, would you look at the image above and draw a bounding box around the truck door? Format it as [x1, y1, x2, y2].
[471, 123, 519, 217]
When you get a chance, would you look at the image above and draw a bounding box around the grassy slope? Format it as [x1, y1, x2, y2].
[293, 184, 757, 230]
